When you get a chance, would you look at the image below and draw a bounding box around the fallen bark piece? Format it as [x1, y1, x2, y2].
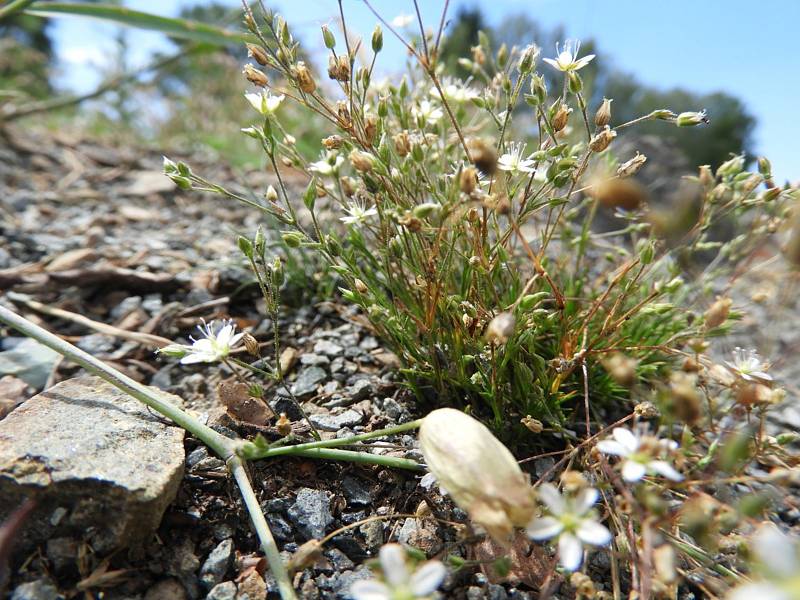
[0, 375, 185, 556]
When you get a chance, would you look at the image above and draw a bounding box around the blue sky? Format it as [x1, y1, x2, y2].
[51, 0, 798, 180]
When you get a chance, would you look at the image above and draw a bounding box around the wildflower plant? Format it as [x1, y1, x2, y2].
[167, 3, 797, 440]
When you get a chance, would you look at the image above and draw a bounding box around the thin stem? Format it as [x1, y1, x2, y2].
[0, 0, 37, 21]
[272, 447, 423, 470]
[228, 456, 297, 599]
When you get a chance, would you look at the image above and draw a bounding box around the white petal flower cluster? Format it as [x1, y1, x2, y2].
[597, 427, 683, 483]
[430, 78, 479, 104]
[725, 347, 773, 382]
[159, 319, 244, 365]
[542, 39, 595, 72]
[497, 142, 536, 175]
[350, 544, 446, 600]
[309, 153, 345, 177]
[412, 100, 444, 126]
[340, 201, 378, 226]
[244, 91, 285, 116]
[527, 484, 612, 571]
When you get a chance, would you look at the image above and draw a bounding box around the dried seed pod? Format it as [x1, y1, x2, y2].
[243, 64, 268, 87]
[594, 97, 613, 127]
[393, 131, 411, 157]
[349, 150, 375, 173]
[589, 126, 617, 153]
[552, 104, 572, 132]
[592, 178, 647, 210]
[242, 332, 260, 357]
[616, 152, 647, 178]
[419, 408, 536, 545]
[704, 296, 731, 329]
[246, 43, 270, 66]
[293, 61, 316, 93]
[486, 312, 515, 345]
[467, 138, 498, 176]
[459, 166, 478, 194]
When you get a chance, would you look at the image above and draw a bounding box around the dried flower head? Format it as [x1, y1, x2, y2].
[242, 63, 269, 87]
[419, 408, 536, 544]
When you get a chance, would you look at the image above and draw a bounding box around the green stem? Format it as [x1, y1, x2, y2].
[276, 447, 423, 470]
[242, 419, 423, 460]
[228, 456, 297, 599]
[0, 0, 36, 20]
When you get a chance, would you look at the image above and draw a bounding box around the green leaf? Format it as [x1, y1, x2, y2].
[25, 2, 255, 46]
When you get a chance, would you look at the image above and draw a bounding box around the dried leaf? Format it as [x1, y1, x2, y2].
[218, 381, 274, 425]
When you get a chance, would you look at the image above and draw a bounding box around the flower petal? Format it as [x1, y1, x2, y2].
[577, 519, 612, 547]
[526, 516, 564, 540]
[537, 483, 566, 515]
[648, 460, 683, 482]
[753, 525, 797, 578]
[727, 582, 790, 600]
[612, 427, 639, 453]
[409, 561, 446, 595]
[378, 544, 409, 587]
[596, 440, 629, 457]
[573, 487, 599, 514]
[621, 460, 647, 482]
[558, 532, 583, 571]
[542, 57, 560, 70]
[180, 353, 212, 365]
[349, 579, 391, 600]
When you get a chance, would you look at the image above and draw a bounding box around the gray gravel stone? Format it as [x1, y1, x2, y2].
[288, 488, 333, 540]
[205, 581, 237, 600]
[309, 409, 363, 432]
[0, 338, 60, 388]
[300, 353, 330, 367]
[313, 340, 344, 357]
[10, 580, 58, 600]
[200, 538, 234, 589]
[291, 366, 327, 397]
[0, 376, 185, 554]
[347, 379, 372, 401]
[341, 476, 371, 508]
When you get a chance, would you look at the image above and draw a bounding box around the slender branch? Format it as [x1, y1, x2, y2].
[0, 0, 36, 20]
[228, 457, 297, 599]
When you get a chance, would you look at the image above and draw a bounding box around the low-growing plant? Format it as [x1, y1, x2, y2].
[167, 4, 795, 439]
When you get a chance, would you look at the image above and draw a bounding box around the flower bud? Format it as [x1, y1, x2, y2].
[419, 408, 536, 544]
[676, 110, 709, 127]
[552, 104, 572, 132]
[589, 126, 617, 153]
[157, 344, 189, 359]
[459, 166, 478, 194]
[265, 185, 279, 203]
[517, 44, 538, 74]
[282, 231, 304, 248]
[568, 71, 583, 94]
[354, 278, 368, 294]
[321, 24, 336, 49]
[371, 25, 383, 53]
[243, 63, 268, 87]
[486, 312, 515, 344]
[293, 61, 316, 93]
[276, 413, 292, 436]
[242, 332, 260, 357]
[363, 114, 378, 146]
[594, 98, 612, 127]
[757, 156, 772, 178]
[349, 149, 375, 173]
[704, 296, 731, 329]
[246, 43, 269, 66]
[616, 152, 647, 178]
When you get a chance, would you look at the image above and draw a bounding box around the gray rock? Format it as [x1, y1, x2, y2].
[288, 488, 333, 540]
[300, 353, 330, 367]
[397, 518, 419, 545]
[360, 520, 384, 551]
[205, 581, 237, 600]
[10, 580, 58, 600]
[488, 583, 509, 600]
[144, 578, 186, 600]
[200, 538, 234, 589]
[76, 334, 116, 354]
[347, 379, 372, 402]
[0, 338, 60, 388]
[325, 548, 354, 571]
[309, 409, 363, 432]
[267, 514, 293, 542]
[313, 340, 343, 357]
[341, 476, 371, 508]
[46, 537, 78, 572]
[0, 376, 185, 554]
[291, 367, 327, 397]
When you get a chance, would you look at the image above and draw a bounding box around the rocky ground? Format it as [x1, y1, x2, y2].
[1, 127, 799, 600]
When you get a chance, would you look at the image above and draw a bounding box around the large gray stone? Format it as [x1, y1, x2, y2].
[0, 338, 60, 388]
[0, 375, 185, 555]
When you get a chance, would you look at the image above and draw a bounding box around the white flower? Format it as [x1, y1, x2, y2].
[309, 154, 344, 177]
[725, 347, 773, 382]
[412, 100, 444, 126]
[597, 427, 683, 483]
[542, 39, 595, 72]
[340, 201, 378, 225]
[497, 143, 536, 175]
[391, 13, 414, 28]
[430, 78, 479, 103]
[726, 525, 799, 600]
[350, 544, 446, 600]
[526, 484, 611, 571]
[177, 319, 244, 365]
[244, 91, 285, 116]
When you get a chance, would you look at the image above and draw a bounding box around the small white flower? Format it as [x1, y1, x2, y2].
[526, 484, 611, 571]
[244, 91, 285, 116]
[412, 100, 444, 126]
[725, 347, 773, 382]
[497, 143, 536, 175]
[726, 525, 799, 600]
[177, 319, 244, 365]
[430, 78, 479, 103]
[309, 154, 344, 177]
[350, 544, 446, 600]
[542, 39, 595, 72]
[597, 427, 683, 483]
[340, 201, 378, 225]
[391, 13, 414, 28]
